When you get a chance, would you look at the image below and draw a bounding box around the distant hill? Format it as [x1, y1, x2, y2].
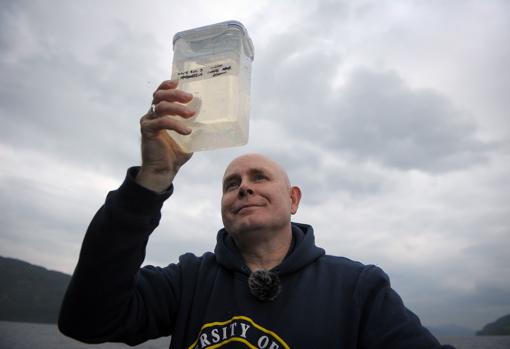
[477, 314, 510, 336]
[0, 256, 71, 324]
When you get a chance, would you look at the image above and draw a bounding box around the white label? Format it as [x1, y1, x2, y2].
[175, 61, 236, 82]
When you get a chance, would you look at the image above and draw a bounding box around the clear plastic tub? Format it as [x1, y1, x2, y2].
[169, 21, 254, 152]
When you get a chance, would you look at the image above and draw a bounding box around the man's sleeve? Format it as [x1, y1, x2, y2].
[58, 167, 181, 345]
[356, 265, 456, 349]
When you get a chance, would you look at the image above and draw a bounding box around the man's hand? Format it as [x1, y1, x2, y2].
[136, 80, 195, 192]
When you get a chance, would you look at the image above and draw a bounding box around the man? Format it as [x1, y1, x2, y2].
[59, 81, 454, 348]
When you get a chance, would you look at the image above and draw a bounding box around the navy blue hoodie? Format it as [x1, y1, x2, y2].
[59, 167, 454, 348]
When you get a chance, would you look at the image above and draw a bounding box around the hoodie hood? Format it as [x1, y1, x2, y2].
[214, 222, 325, 276]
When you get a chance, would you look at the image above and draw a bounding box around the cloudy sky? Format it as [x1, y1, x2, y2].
[1, 0, 509, 331]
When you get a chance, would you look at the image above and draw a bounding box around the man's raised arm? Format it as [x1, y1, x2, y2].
[58, 80, 195, 345]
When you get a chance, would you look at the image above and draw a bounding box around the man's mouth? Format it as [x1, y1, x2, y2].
[234, 204, 260, 214]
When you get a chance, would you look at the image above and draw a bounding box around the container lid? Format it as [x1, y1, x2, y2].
[173, 20, 254, 60]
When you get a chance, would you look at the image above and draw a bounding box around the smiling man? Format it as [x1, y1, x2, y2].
[59, 81, 455, 348]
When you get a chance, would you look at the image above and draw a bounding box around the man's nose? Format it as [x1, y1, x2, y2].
[238, 183, 254, 197]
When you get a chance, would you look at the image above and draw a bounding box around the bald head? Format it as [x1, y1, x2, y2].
[223, 153, 291, 189]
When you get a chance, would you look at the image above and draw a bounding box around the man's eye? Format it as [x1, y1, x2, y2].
[254, 174, 267, 181]
[224, 182, 239, 191]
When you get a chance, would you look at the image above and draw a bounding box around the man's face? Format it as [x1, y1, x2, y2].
[221, 154, 301, 236]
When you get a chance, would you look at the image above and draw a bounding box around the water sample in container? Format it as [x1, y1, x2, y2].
[169, 20, 254, 152]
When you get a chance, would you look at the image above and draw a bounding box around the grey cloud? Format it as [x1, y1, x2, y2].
[429, 286, 510, 329]
[386, 262, 510, 329]
[466, 287, 510, 309]
[462, 240, 510, 271]
[0, 12, 163, 175]
[0, 173, 96, 273]
[254, 147, 384, 203]
[326, 69, 494, 171]
[0, 1, 19, 53]
[144, 233, 216, 268]
[0, 52, 138, 174]
[253, 45, 494, 172]
[250, 0, 498, 173]
[253, 37, 339, 108]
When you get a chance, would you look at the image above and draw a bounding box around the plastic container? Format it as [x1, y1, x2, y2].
[169, 20, 254, 152]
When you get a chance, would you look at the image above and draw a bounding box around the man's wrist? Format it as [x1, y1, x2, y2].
[115, 167, 173, 215]
[135, 167, 176, 193]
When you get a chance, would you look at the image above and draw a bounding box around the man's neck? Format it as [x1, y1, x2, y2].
[232, 227, 293, 272]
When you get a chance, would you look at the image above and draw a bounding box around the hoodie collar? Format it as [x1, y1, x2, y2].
[214, 222, 325, 276]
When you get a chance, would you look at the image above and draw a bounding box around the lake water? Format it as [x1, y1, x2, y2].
[0, 321, 170, 349]
[1, 321, 509, 349]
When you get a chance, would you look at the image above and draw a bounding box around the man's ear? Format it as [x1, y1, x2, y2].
[290, 186, 302, 215]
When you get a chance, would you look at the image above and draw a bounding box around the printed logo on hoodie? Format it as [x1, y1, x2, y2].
[188, 315, 289, 349]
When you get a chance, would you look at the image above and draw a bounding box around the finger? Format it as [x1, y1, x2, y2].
[143, 104, 157, 120]
[141, 116, 192, 136]
[155, 80, 179, 92]
[150, 101, 195, 119]
[153, 88, 193, 105]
